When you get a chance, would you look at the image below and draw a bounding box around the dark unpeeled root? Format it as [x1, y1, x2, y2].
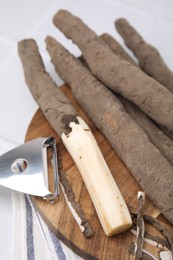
[110, 20, 173, 143]
[100, 33, 137, 66]
[159, 126, 173, 141]
[18, 39, 93, 238]
[80, 33, 137, 68]
[119, 96, 173, 167]
[46, 35, 173, 225]
[53, 10, 173, 133]
[18, 39, 78, 136]
[79, 36, 173, 168]
[115, 18, 173, 93]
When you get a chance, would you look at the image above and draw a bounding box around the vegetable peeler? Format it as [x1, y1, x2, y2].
[0, 137, 59, 203]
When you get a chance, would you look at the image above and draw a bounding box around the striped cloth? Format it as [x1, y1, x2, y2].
[12, 191, 83, 260]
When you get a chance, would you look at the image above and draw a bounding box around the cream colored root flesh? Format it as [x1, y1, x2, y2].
[61, 116, 132, 236]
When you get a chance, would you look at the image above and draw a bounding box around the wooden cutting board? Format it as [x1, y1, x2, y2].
[25, 84, 173, 260]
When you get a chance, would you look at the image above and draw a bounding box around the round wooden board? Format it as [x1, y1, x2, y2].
[25, 84, 172, 260]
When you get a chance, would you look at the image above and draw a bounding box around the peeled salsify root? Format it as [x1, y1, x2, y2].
[62, 116, 132, 236]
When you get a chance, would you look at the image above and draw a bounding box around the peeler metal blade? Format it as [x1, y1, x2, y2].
[0, 137, 59, 203]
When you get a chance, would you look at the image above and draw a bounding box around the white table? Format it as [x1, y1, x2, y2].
[0, 0, 173, 259]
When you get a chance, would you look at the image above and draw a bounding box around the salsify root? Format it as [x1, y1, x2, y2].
[115, 18, 173, 93]
[53, 10, 173, 132]
[18, 39, 93, 238]
[80, 34, 173, 167]
[100, 33, 137, 66]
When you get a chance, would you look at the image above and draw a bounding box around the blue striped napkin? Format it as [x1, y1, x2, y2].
[12, 192, 83, 260]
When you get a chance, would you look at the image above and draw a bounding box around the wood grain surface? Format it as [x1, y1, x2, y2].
[25, 84, 173, 260]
